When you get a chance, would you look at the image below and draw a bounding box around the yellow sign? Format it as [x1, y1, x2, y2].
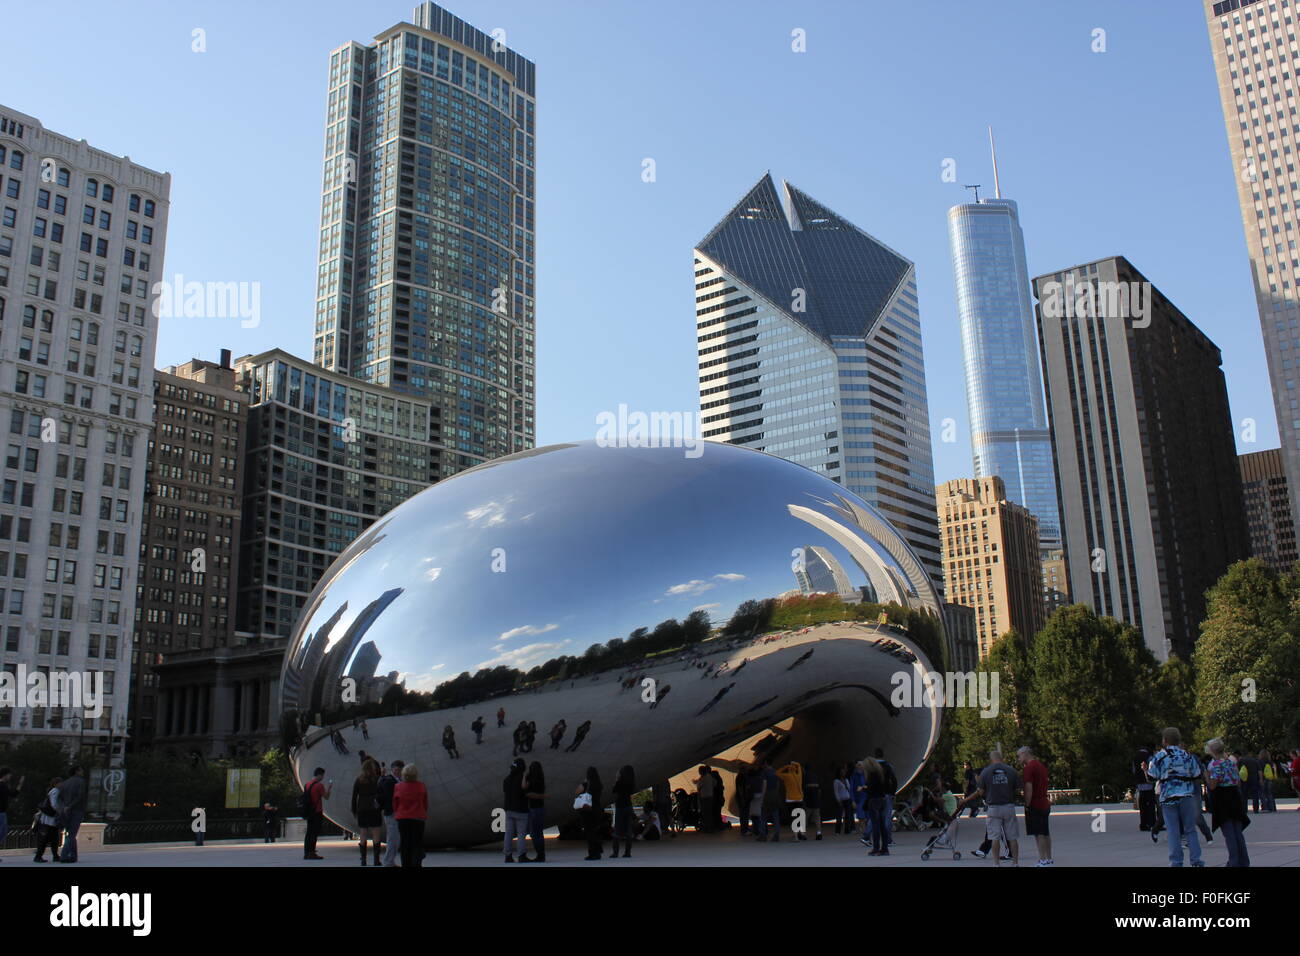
[225, 768, 262, 809]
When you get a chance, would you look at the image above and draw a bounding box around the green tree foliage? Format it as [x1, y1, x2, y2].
[948, 630, 1031, 773]
[0, 738, 71, 820]
[1026, 605, 1160, 798]
[1194, 559, 1300, 751]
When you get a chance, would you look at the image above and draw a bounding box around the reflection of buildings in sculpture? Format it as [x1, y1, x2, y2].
[283, 601, 348, 713]
[794, 545, 858, 601]
[318, 588, 404, 713]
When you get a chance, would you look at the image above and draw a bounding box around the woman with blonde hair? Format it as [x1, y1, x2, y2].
[393, 763, 428, 867]
[1204, 739, 1250, 867]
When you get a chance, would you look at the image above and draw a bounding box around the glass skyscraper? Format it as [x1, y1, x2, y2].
[694, 173, 943, 587]
[315, 2, 536, 478]
[947, 195, 1061, 552]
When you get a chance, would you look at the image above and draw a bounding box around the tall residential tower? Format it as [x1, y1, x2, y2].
[693, 174, 943, 586]
[315, 2, 536, 478]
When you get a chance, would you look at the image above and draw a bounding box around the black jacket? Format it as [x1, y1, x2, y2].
[377, 773, 398, 815]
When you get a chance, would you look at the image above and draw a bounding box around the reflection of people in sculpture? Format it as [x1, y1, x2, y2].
[565, 720, 592, 752]
[360, 720, 369, 741]
[649, 684, 671, 709]
[442, 725, 460, 759]
[497, 707, 506, 728]
[513, 721, 529, 756]
[785, 648, 815, 671]
[525, 721, 537, 753]
[471, 716, 485, 744]
[696, 682, 736, 716]
[549, 719, 566, 749]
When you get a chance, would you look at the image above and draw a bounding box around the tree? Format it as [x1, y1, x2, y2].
[948, 630, 1031, 775]
[1195, 559, 1300, 751]
[682, 609, 711, 643]
[1026, 605, 1160, 798]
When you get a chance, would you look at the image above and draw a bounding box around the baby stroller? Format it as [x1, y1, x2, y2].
[671, 788, 699, 833]
[920, 813, 962, 861]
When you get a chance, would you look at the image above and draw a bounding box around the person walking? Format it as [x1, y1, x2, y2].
[351, 758, 384, 866]
[1146, 727, 1205, 868]
[1259, 749, 1278, 812]
[522, 761, 547, 863]
[1239, 749, 1264, 814]
[972, 749, 1020, 867]
[503, 758, 530, 862]
[378, 759, 404, 867]
[1017, 746, 1053, 866]
[549, 719, 566, 750]
[565, 720, 592, 753]
[393, 764, 427, 868]
[497, 707, 506, 728]
[862, 757, 890, 856]
[576, 767, 604, 860]
[610, 764, 636, 858]
[56, 766, 87, 864]
[851, 760, 869, 838]
[442, 725, 460, 759]
[33, 776, 62, 863]
[1134, 746, 1157, 831]
[802, 763, 823, 840]
[301, 767, 332, 861]
[962, 760, 981, 818]
[746, 764, 766, 839]
[1205, 738, 1251, 867]
[694, 765, 715, 833]
[471, 716, 485, 745]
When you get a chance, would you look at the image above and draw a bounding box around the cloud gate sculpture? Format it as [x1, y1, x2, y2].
[279, 440, 948, 847]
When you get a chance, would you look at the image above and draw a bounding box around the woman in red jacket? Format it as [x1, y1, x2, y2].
[393, 764, 428, 867]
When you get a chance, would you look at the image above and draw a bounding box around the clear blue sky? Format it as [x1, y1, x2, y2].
[5, 0, 1275, 484]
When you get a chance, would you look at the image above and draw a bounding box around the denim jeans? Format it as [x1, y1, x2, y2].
[884, 794, 894, 841]
[0, 810, 7, 847]
[527, 806, 546, 856]
[59, 810, 85, 862]
[382, 813, 401, 866]
[504, 810, 529, 857]
[1219, 817, 1250, 867]
[1161, 796, 1202, 867]
[867, 798, 888, 852]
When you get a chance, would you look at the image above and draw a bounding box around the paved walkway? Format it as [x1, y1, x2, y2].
[4, 801, 1297, 866]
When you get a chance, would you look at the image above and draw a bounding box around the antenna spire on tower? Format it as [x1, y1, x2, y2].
[989, 126, 1002, 199]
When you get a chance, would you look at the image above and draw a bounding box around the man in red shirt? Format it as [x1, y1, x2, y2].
[1017, 746, 1053, 866]
[302, 767, 333, 860]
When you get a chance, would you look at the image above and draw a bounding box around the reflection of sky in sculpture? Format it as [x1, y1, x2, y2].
[287, 440, 936, 696]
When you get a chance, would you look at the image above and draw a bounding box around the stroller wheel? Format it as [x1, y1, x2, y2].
[952, 851, 961, 860]
[921, 851, 930, 860]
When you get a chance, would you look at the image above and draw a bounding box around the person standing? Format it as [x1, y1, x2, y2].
[1259, 749, 1278, 812]
[862, 757, 889, 857]
[1146, 727, 1205, 868]
[610, 764, 636, 858]
[746, 764, 767, 839]
[972, 749, 1020, 867]
[351, 758, 384, 866]
[1239, 750, 1264, 813]
[471, 716, 485, 745]
[496, 707, 506, 728]
[851, 760, 869, 839]
[760, 759, 783, 842]
[522, 761, 547, 863]
[802, 763, 823, 840]
[776, 760, 805, 840]
[301, 767, 332, 861]
[833, 764, 853, 834]
[0, 767, 18, 859]
[262, 801, 278, 843]
[393, 764, 427, 867]
[577, 767, 603, 860]
[1017, 746, 1053, 866]
[378, 759, 404, 867]
[33, 776, 62, 863]
[1134, 746, 1157, 831]
[694, 765, 715, 833]
[442, 725, 460, 759]
[962, 760, 981, 818]
[1205, 738, 1251, 867]
[549, 719, 566, 750]
[56, 766, 87, 864]
[503, 758, 530, 862]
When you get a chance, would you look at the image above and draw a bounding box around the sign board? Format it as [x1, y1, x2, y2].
[225, 768, 262, 809]
[87, 768, 126, 818]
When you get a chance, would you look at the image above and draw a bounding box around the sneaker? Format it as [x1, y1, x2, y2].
[972, 849, 987, 859]
[1035, 859, 1053, 867]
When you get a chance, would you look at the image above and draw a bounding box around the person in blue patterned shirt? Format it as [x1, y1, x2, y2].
[1145, 727, 1205, 867]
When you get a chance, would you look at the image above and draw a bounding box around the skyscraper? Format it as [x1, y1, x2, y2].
[1205, 0, 1300, 526]
[1239, 447, 1298, 570]
[1032, 257, 1249, 660]
[936, 476, 1044, 658]
[0, 105, 170, 761]
[694, 173, 942, 585]
[315, 2, 536, 477]
[947, 156, 1061, 555]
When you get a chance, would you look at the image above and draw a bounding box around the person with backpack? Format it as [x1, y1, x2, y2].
[377, 759, 404, 867]
[300, 767, 332, 861]
[393, 764, 427, 867]
[351, 758, 384, 866]
[33, 776, 62, 863]
[1146, 727, 1205, 867]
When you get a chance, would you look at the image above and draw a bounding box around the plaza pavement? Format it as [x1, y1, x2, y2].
[3, 800, 1296, 866]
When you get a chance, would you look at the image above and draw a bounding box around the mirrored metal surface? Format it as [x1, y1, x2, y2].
[280, 439, 947, 847]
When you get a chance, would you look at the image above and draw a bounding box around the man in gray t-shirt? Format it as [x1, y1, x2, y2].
[974, 750, 1020, 866]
